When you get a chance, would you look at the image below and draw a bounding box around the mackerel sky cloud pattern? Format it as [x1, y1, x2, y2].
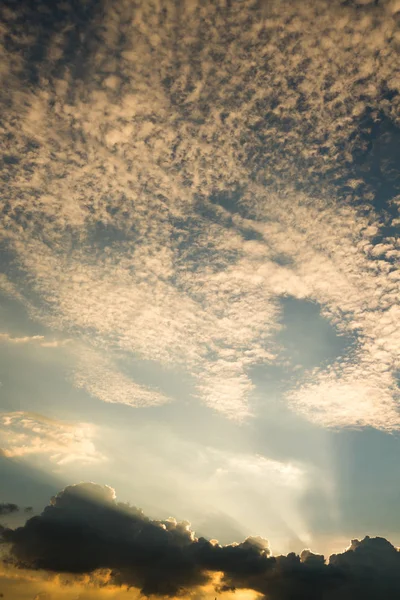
[0, 0, 399, 428]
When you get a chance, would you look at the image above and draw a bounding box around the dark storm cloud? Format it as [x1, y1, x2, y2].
[1, 483, 400, 599]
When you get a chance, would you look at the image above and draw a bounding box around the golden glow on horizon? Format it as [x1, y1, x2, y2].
[0, 565, 261, 600]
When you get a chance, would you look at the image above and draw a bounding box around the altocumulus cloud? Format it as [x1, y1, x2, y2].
[1, 483, 400, 599]
[0, 0, 399, 428]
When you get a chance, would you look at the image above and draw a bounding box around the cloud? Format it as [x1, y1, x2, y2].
[0, 503, 19, 516]
[0, 0, 399, 427]
[72, 348, 171, 408]
[286, 362, 400, 430]
[0, 274, 25, 304]
[0, 503, 33, 517]
[0, 412, 105, 465]
[1, 483, 400, 599]
[0, 333, 71, 348]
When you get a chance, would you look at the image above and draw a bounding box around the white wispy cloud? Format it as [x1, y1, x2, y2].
[72, 348, 171, 408]
[0, 333, 71, 348]
[0, 412, 105, 465]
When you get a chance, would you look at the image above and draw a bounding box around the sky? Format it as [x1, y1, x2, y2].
[0, 0, 399, 598]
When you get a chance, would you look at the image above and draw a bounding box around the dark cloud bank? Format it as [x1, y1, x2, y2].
[1, 484, 400, 599]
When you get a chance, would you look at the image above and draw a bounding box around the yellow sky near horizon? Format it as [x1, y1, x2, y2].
[0, 565, 260, 600]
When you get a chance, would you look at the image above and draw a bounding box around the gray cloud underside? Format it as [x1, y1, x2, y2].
[0, 0, 399, 426]
[1, 483, 400, 599]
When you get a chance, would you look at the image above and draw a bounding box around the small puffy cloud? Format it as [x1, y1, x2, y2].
[0, 502, 33, 519]
[1, 483, 400, 599]
[0, 412, 105, 465]
[0, 503, 19, 516]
